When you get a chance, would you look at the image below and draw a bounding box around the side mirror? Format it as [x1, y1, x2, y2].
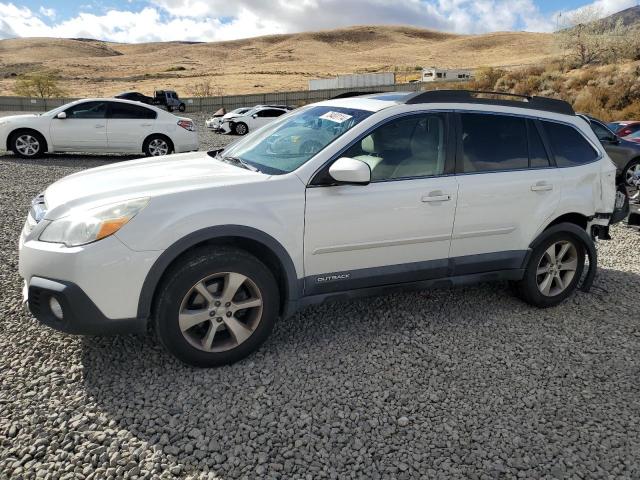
[329, 157, 371, 185]
[56, 112, 67, 119]
[252, 114, 258, 119]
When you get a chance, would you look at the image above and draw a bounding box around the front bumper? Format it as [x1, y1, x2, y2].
[25, 277, 145, 335]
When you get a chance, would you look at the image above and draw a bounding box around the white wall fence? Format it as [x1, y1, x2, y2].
[0, 82, 424, 113]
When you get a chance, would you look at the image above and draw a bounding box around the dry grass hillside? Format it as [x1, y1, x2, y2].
[0, 25, 557, 97]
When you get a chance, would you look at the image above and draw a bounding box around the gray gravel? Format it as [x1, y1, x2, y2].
[2, 111, 640, 479]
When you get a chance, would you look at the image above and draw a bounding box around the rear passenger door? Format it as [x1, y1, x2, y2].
[106, 102, 157, 152]
[450, 112, 562, 270]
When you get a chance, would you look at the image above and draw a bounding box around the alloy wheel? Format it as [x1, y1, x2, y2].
[236, 124, 248, 135]
[15, 134, 40, 157]
[625, 162, 640, 186]
[178, 272, 263, 352]
[536, 240, 578, 297]
[148, 138, 169, 156]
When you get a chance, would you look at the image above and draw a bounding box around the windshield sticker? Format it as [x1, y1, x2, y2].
[320, 111, 353, 124]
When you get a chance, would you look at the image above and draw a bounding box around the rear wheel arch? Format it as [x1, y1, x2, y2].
[138, 226, 300, 323]
[544, 212, 589, 232]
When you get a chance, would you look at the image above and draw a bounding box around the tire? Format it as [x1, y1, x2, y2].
[143, 135, 172, 157]
[623, 158, 640, 187]
[178, 103, 186, 112]
[154, 247, 279, 367]
[167, 106, 174, 112]
[11, 130, 46, 159]
[234, 122, 248, 136]
[514, 231, 585, 308]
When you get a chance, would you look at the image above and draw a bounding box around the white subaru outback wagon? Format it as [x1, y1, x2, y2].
[19, 90, 627, 367]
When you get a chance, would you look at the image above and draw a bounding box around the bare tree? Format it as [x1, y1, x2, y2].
[558, 7, 638, 66]
[13, 72, 66, 98]
[188, 79, 225, 97]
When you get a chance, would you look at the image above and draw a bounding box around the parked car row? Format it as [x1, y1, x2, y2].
[0, 98, 198, 158]
[206, 105, 294, 135]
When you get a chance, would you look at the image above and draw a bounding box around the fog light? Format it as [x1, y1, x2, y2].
[49, 296, 64, 320]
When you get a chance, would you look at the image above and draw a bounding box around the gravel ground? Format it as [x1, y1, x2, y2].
[1, 111, 640, 479]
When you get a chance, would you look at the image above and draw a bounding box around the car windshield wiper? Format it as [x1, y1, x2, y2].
[219, 155, 259, 172]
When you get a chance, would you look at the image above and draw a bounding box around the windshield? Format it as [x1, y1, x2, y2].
[216, 105, 373, 174]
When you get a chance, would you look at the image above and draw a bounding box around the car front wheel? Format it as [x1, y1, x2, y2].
[154, 247, 279, 367]
[514, 232, 585, 308]
[623, 159, 640, 187]
[11, 131, 45, 158]
[234, 122, 248, 135]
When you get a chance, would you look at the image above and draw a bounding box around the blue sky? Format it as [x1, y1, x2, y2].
[0, 1, 635, 43]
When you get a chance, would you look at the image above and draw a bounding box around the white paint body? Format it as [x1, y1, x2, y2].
[0, 98, 199, 154]
[19, 96, 617, 322]
[219, 106, 290, 134]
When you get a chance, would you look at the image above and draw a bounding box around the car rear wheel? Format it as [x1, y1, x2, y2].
[178, 103, 186, 112]
[514, 232, 585, 308]
[11, 131, 45, 159]
[154, 247, 279, 367]
[144, 135, 172, 157]
[234, 122, 248, 135]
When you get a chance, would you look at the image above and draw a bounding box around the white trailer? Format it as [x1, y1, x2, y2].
[309, 72, 395, 91]
[421, 67, 473, 83]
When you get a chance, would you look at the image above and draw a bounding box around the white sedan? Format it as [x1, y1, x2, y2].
[0, 98, 199, 158]
[205, 107, 251, 131]
[220, 105, 293, 135]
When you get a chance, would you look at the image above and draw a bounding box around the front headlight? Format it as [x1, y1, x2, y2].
[39, 198, 149, 247]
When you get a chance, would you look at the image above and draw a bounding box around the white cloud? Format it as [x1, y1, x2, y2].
[39, 6, 56, 18]
[0, 0, 634, 43]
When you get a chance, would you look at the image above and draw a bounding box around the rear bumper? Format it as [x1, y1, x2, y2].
[25, 277, 146, 335]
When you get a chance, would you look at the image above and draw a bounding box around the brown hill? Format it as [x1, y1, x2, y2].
[0, 25, 557, 97]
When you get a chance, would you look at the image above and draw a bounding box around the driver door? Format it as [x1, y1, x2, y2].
[303, 112, 458, 295]
[50, 101, 108, 151]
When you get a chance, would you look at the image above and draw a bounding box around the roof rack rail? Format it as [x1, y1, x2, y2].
[330, 91, 384, 99]
[403, 90, 575, 116]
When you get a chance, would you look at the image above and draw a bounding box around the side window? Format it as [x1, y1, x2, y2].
[528, 121, 550, 168]
[343, 114, 446, 181]
[590, 121, 615, 142]
[258, 109, 283, 118]
[65, 101, 107, 119]
[542, 121, 599, 167]
[109, 102, 156, 119]
[460, 113, 528, 172]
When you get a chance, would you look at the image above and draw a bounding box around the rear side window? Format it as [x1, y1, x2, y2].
[541, 121, 599, 167]
[528, 122, 550, 168]
[258, 109, 285, 118]
[109, 102, 156, 119]
[460, 113, 528, 172]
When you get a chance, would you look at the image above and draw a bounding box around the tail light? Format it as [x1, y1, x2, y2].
[178, 120, 195, 131]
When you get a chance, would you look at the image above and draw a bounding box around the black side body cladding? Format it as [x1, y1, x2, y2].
[136, 225, 301, 321]
[28, 277, 146, 335]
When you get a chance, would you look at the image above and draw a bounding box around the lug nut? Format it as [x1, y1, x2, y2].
[216, 317, 223, 322]
[226, 312, 232, 317]
[225, 302, 231, 307]
[214, 301, 221, 307]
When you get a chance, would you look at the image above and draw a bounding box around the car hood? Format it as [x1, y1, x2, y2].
[43, 151, 268, 219]
[0, 114, 41, 123]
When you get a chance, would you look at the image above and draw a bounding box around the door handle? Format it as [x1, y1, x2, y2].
[95, 124, 105, 129]
[141, 123, 152, 127]
[531, 182, 553, 192]
[422, 191, 451, 203]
